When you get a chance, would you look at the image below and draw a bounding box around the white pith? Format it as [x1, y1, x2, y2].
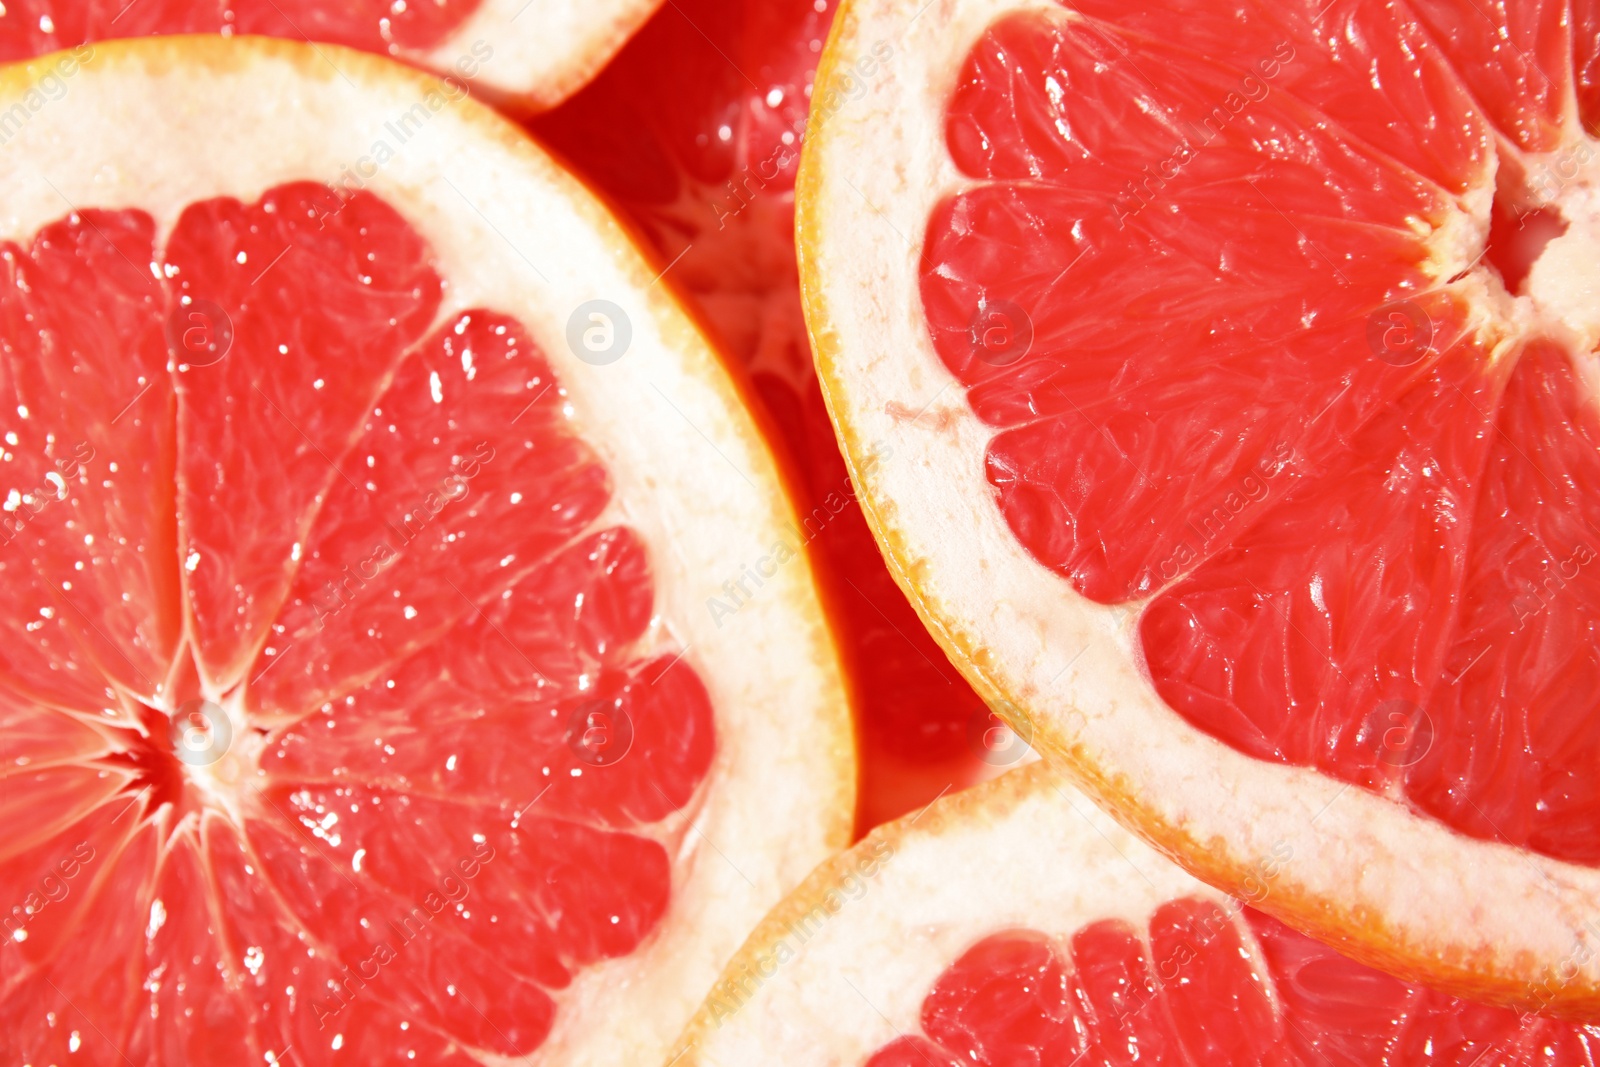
[799, 0, 1600, 1013]
[415, 0, 660, 109]
[169, 689, 265, 825]
[1525, 175, 1600, 353]
[672, 763, 1240, 1065]
[0, 38, 854, 1066]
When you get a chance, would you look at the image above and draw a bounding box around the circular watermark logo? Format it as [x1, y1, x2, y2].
[565, 702, 634, 767]
[166, 298, 234, 369]
[966, 701, 1033, 766]
[1365, 300, 1432, 367]
[1366, 698, 1434, 768]
[567, 300, 632, 366]
[169, 699, 232, 767]
[967, 298, 1034, 367]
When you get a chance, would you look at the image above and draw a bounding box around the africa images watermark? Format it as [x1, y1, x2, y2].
[700, 837, 895, 1027]
[308, 441, 496, 629]
[0, 441, 96, 548]
[317, 40, 494, 219]
[1112, 41, 1297, 227]
[1147, 440, 1295, 586]
[1510, 541, 1594, 631]
[1526, 135, 1598, 206]
[312, 837, 497, 1029]
[711, 38, 895, 229]
[3, 841, 96, 944]
[1102, 839, 1293, 1030]
[705, 440, 892, 627]
[0, 44, 93, 148]
[1530, 919, 1600, 1018]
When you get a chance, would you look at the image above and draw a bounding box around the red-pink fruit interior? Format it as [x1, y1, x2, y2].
[0, 0, 475, 61]
[865, 898, 1598, 1066]
[919, 0, 1600, 864]
[534, 0, 997, 831]
[0, 182, 714, 1064]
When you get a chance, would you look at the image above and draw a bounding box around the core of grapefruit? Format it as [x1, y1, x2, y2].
[673, 761, 1600, 1066]
[801, 0, 1600, 1014]
[531, 0, 1007, 832]
[0, 0, 656, 107]
[0, 37, 852, 1065]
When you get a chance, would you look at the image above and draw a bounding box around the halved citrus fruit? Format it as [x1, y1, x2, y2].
[801, 0, 1600, 1014]
[0, 36, 852, 1065]
[674, 761, 1600, 1064]
[532, 0, 1005, 831]
[0, 0, 656, 107]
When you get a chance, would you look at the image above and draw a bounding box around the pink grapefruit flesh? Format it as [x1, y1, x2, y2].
[0, 0, 476, 57]
[533, 0, 1002, 831]
[0, 36, 853, 1065]
[673, 763, 1600, 1066]
[920, 0, 1600, 866]
[0, 181, 711, 1064]
[799, 0, 1600, 1010]
[869, 902, 1598, 1066]
[0, 0, 662, 106]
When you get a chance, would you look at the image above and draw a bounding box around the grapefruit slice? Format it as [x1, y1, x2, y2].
[801, 0, 1600, 1014]
[0, 36, 852, 1065]
[673, 762, 1600, 1065]
[0, 0, 657, 108]
[531, 0, 1006, 831]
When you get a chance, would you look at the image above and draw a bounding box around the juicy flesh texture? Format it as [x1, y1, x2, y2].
[534, 0, 996, 832]
[919, 0, 1600, 864]
[0, 0, 475, 61]
[864, 899, 1600, 1066]
[0, 183, 715, 1064]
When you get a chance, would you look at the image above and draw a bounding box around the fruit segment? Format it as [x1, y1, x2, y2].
[866, 902, 1599, 1066]
[1406, 0, 1574, 152]
[673, 757, 1600, 1064]
[924, 7, 1479, 602]
[0, 209, 177, 711]
[169, 185, 444, 691]
[921, 0, 1600, 864]
[535, 0, 998, 829]
[1412, 340, 1600, 863]
[1141, 346, 1506, 789]
[0, 0, 479, 60]
[246, 307, 609, 719]
[0, 183, 715, 1063]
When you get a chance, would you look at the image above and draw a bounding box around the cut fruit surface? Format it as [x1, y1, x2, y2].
[0, 0, 658, 107]
[0, 37, 852, 1066]
[801, 0, 1600, 1014]
[532, 0, 1004, 832]
[674, 762, 1600, 1066]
